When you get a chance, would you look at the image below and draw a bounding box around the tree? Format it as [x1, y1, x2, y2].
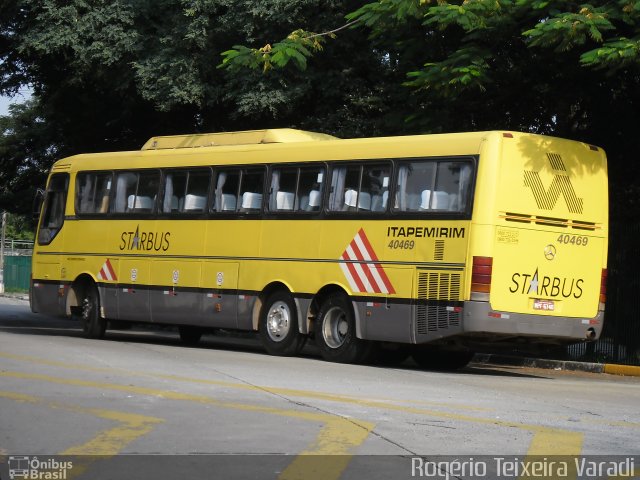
[0, 0, 416, 216]
[220, 1, 640, 209]
[0, 101, 56, 220]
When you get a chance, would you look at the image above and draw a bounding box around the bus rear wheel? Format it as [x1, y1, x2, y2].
[79, 282, 106, 339]
[259, 291, 305, 356]
[315, 293, 370, 364]
[411, 348, 474, 371]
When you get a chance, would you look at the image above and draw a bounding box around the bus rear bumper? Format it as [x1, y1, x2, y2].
[461, 300, 604, 344]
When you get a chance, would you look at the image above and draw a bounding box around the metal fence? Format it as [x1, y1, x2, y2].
[0, 239, 34, 293]
[1, 239, 34, 257]
[567, 216, 640, 366]
[2, 255, 32, 292]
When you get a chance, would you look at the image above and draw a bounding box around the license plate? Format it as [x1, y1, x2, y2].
[533, 299, 555, 311]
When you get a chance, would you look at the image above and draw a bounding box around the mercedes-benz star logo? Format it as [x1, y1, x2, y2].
[544, 244, 556, 260]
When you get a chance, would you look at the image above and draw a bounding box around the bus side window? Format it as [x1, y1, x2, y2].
[213, 170, 240, 212]
[269, 168, 297, 212]
[239, 169, 265, 213]
[329, 163, 388, 213]
[329, 165, 359, 212]
[183, 169, 210, 213]
[163, 171, 187, 213]
[362, 163, 391, 213]
[297, 167, 324, 212]
[37, 173, 69, 245]
[113, 171, 159, 214]
[434, 162, 472, 211]
[394, 160, 472, 212]
[113, 172, 137, 213]
[76, 172, 112, 214]
[395, 162, 436, 212]
[135, 171, 160, 213]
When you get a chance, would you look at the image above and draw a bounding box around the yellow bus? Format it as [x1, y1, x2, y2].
[31, 129, 608, 368]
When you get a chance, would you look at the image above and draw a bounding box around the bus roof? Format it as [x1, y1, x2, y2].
[141, 129, 338, 150]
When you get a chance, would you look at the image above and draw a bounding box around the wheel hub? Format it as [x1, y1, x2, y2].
[267, 301, 291, 342]
[322, 306, 349, 349]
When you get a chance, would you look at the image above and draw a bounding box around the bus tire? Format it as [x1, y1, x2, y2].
[179, 326, 203, 346]
[412, 348, 474, 371]
[79, 282, 106, 339]
[259, 291, 305, 356]
[315, 293, 369, 364]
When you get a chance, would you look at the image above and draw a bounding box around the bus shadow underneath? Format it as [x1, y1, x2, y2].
[0, 314, 547, 379]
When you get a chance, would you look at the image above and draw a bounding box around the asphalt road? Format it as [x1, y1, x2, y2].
[1, 296, 639, 479]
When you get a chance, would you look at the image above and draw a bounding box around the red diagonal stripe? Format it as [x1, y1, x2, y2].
[357, 228, 379, 261]
[105, 259, 117, 281]
[341, 251, 366, 293]
[357, 229, 395, 294]
[348, 240, 381, 294]
[374, 265, 395, 294]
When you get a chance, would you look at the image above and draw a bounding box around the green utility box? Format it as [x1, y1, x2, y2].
[3, 255, 31, 292]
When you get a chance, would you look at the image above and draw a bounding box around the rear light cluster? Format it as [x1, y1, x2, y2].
[600, 268, 607, 304]
[471, 256, 493, 294]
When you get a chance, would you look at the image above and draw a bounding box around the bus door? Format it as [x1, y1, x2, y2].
[31, 172, 69, 315]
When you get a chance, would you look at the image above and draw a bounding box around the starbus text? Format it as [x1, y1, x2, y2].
[119, 226, 171, 252]
[509, 269, 584, 299]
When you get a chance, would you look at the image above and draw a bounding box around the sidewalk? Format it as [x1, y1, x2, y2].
[2, 291, 639, 377]
[473, 353, 640, 377]
[0, 291, 29, 301]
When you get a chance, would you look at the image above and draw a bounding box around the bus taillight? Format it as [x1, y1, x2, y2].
[600, 268, 607, 304]
[471, 256, 493, 294]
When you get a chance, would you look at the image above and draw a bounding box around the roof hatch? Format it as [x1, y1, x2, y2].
[141, 128, 337, 150]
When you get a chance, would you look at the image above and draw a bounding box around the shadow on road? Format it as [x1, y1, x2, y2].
[0, 305, 547, 379]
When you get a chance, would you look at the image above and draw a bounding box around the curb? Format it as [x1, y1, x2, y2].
[603, 363, 640, 377]
[0, 292, 29, 302]
[473, 353, 640, 377]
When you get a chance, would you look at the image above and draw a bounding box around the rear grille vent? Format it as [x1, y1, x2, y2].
[416, 271, 462, 334]
[500, 212, 600, 231]
[434, 240, 444, 260]
[417, 272, 461, 301]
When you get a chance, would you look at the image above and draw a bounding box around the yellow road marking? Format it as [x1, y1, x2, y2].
[1, 350, 588, 457]
[0, 351, 488, 411]
[1, 371, 373, 480]
[0, 390, 163, 479]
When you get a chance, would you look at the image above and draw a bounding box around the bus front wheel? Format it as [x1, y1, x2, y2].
[315, 293, 370, 364]
[259, 291, 305, 356]
[79, 282, 106, 339]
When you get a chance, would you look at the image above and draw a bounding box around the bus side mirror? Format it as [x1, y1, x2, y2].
[32, 188, 45, 220]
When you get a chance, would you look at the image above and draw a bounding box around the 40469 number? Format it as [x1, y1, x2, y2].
[388, 240, 415, 250]
[557, 234, 589, 246]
